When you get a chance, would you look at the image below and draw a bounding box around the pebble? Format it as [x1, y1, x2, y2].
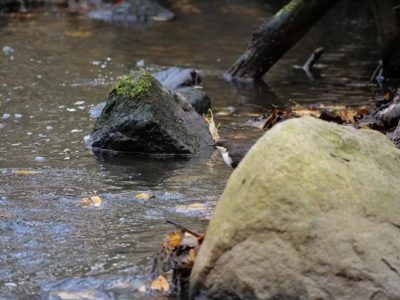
[0, 124, 3, 129]
[2, 46, 14, 55]
[2, 113, 10, 119]
[34, 156, 45, 162]
[14, 113, 22, 119]
[136, 59, 145, 68]
[46, 126, 53, 131]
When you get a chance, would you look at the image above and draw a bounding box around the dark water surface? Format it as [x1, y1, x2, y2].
[0, 0, 378, 298]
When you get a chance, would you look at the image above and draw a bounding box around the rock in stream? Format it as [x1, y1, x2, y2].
[87, 71, 212, 155]
[191, 117, 400, 300]
[88, 0, 174, 24]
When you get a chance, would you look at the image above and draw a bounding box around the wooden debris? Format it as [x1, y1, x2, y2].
[150, 221, 205, 294]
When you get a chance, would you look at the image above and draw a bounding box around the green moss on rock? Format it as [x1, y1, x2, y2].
[111, 70, 155, 98]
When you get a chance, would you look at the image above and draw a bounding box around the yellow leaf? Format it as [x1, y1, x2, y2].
[163, 231, 181, 248]
[175, 202, 207, 213]
[188, 203, 207, 210]
[64, 30, 93, 38]
[135, 193, 153, 200]
[339, 110, 356, 124]
[150, 275, 170, 292]
[12, 169, 38, 175]
[82, 196, 102, 207]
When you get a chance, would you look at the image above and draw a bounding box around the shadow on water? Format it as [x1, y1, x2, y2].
[92, 148, 196, 185]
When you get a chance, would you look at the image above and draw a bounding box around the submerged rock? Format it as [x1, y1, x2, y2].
[191, 117, 400, 299]
[87, 71, 212, 155]
[88, 0, 174, 24]
[154, 67, 201, 91]
[154, 67, 211, 115]
[175, 87, 211, 115]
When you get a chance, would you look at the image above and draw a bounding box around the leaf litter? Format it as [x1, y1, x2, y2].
[150, 220, 204, 295]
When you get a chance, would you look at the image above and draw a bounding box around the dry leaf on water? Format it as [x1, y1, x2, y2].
[64, 30, 93, 38]
[82, 196, 102, 207]
[150, 275, 170, 292]
[292, 108, 321, 118]
[11, 169, 38, 175]
[135, 193, 154, 200]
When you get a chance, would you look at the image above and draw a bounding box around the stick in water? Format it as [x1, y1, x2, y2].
[166, 220, 200, 237]
[303, 47, 324, 72]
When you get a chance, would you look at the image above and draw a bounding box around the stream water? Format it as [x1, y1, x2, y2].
[0, 0, 380, 299]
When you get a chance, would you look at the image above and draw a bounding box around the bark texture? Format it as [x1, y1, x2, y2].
[371, 0, 400, 84]
[225, 0, 339, 82]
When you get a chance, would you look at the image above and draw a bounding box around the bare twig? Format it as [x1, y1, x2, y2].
[166, 220, 200, 237]
[302, 47, 324, 72]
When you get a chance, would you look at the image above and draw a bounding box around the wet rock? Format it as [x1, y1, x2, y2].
[89, 101, 106, 119]
[154, 67, 211, 115]
[191, 117, 400, 300]
[87, 71, 212, 155]
[175, 87, 211, 115]
[88, 0, 174, 24]
[154, 67, 201, 91]
[0, 0, 44, 12]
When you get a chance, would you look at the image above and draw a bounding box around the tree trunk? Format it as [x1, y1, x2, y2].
[225, 0, 339, 83]
[371, 0, 400, 85]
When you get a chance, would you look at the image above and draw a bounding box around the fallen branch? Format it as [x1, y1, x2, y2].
[166, 219, 200, 237]
[302, 47, 324, 80]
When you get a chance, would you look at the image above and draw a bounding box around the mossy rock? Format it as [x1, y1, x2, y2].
[87, 71, 212, 155]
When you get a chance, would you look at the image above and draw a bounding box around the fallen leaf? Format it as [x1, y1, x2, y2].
[163, 231, 181, 249]
[356, 105, 370, 116]
[82, 196, 102, 207]
[150, 275, 170, 292]
[180, 232, 199, 248]
[64, 30, 93, 38]
[135, 193, 153, 200]
[339, 109, 356, 124]
[204, 109, 220, 141]
[12, 169, 38, 175]
[292, 108, 321, 118]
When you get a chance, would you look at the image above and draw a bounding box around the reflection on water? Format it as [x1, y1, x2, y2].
[0, 0, 378, 298]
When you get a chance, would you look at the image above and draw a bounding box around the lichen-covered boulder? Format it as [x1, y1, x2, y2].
[88, 0, 174, 24]
[191, 117, 400, 300]
[87, 71, 212, 154]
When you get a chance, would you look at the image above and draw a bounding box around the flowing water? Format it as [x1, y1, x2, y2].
[0, 0, 379, 298]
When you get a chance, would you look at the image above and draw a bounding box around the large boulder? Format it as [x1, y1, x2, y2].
[88, 0, 174, 24]
[191, 117, 400, 300]
[87, 71, 212, 154]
